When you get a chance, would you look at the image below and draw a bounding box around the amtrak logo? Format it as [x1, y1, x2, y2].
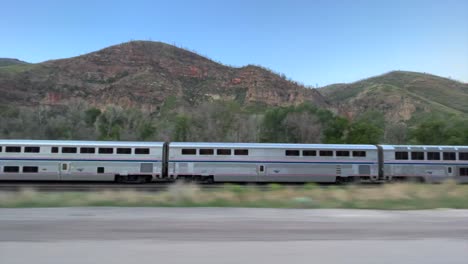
[77, 168, 84, 172]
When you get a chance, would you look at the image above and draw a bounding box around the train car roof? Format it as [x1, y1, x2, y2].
[379, 145, 468, 151]
[169, 142, 378, 150]
[0, 140, 165, 147]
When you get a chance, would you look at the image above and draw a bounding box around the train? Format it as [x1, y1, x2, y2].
[0, 139, 467, 183]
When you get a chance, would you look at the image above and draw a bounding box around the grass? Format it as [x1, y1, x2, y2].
[1, 181, 468, 209]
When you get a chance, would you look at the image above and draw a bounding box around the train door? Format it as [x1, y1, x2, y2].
[447, 166, 454, 178]
[257, 164, 266, 181]
[59, 162, 71, 180]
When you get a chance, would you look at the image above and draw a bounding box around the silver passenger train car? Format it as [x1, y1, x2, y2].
[382, 145, 468, 183]
[1, 139, 468, 183]
[0, 140, 164, 183]
[167, 142, 379, 183]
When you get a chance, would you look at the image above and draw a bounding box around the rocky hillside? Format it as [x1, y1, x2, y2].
[0, 41, 327, 112]
[320, 71, 468, 123]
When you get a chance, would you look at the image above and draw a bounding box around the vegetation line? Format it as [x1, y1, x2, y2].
[1, 181, 467, 209]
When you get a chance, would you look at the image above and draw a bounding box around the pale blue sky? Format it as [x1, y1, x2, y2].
[1, 0, 467, 86]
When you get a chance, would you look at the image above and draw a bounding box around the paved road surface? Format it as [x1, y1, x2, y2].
[1, 208, 467, 264]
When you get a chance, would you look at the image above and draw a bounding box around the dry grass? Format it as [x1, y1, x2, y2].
[1, 181, 468, 209]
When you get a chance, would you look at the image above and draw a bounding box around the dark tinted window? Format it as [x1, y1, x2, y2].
[6, 146, 21, 153]
[411, 152, 424, 160]
[24, 146, 40, 153]
[285, 150, 300, 156]
[443, 152, 456, 161]
[4, 166, 19, 173]
[62, 147, 77, 154]
[200, 149, 214, 155]
[319, 150, 333, 157]
[0, 146, 2, 152]
[99, 148, 113, 154]
[234, 149, 249, 155]
[427, 152, 440, 160]
[352, 151, 366, 157]
[80, 147, 96, 154]
[458, 152, 468, 160]
[303, 150, 316, 156]
[217, 149, 231, 155]
[336, 151, 350, 157]
[97, 167, 105, 174]
[182, 149, 196, 155]
[23, 166, 38, 173]
[117, 148, 132, 154]
[135, 148, 150, 155]
[395, 152, 408, 160]
[460, 168, 468, 176]
[52, 147, 59, 153]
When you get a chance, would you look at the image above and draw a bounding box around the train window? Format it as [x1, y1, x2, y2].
[117, 148, 132, 154]
[336, 151, 350, 157]
[97, 167, 105, 174]
[62, 147, 77, 153]
[3, 166, 19, 173]
[199, 149, 214, 155]
[395, 152, 408, 160]
[460, 168, 468, 176]
[259, 165, 264, 172]
[23, 166, 39, 173]
[234, 149, 249, 155]
[303, 150, 317, 156]
[135, 148, 150, 155]
[51, 147, 59, 153]
[448, 167, 452, 174]
[0, 146, 2, 152]
[459, 152, 468, 160]
[319, 150, 333, 157]
[25, 146, 40, 153]
[352, 151, 366, 157]
[5, 146, 21, 153]
[217, 149, 231, 155]
[427, 152, 440, 160]
[99, 148, 114, 154]
[181, 149, 196, 155]
[411, 152, 424, 160]
[285, 150, 300, 156]
[80, 147, 96, 154]
[443, 152, 456, 160]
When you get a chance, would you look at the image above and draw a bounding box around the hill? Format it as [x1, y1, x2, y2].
[0, 58, 29, 67]
[319, 71, 468, 124]
[0, 41, 327, 111]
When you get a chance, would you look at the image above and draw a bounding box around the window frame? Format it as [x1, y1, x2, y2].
[302, 150, 317, 157]
[199, 149, 214, 155]
[319, 150, 333, 157]
[411, 151, 425, 160]
[216, 149, 232, 155]
[285, 150, 300, 156]
[395, 151, 409, 160]
[234, 149, 249, 156]
[116, 148, 132, 155]
[181, 149, 196, 155]
[443, 152, 456, 161]
[4, 166, 20, 173]
[62, 147, 78, 154]
[135, 148, 150, 155]
[98, 148, 114, 154]
[5, 146, 21, 153]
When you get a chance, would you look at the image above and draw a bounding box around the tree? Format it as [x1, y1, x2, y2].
[346, 121, 383, 144]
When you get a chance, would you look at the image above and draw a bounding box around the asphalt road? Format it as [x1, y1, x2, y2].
[1, 208, 468, 264]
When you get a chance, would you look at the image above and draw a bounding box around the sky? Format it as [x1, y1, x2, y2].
[1, 0, 467, 86]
